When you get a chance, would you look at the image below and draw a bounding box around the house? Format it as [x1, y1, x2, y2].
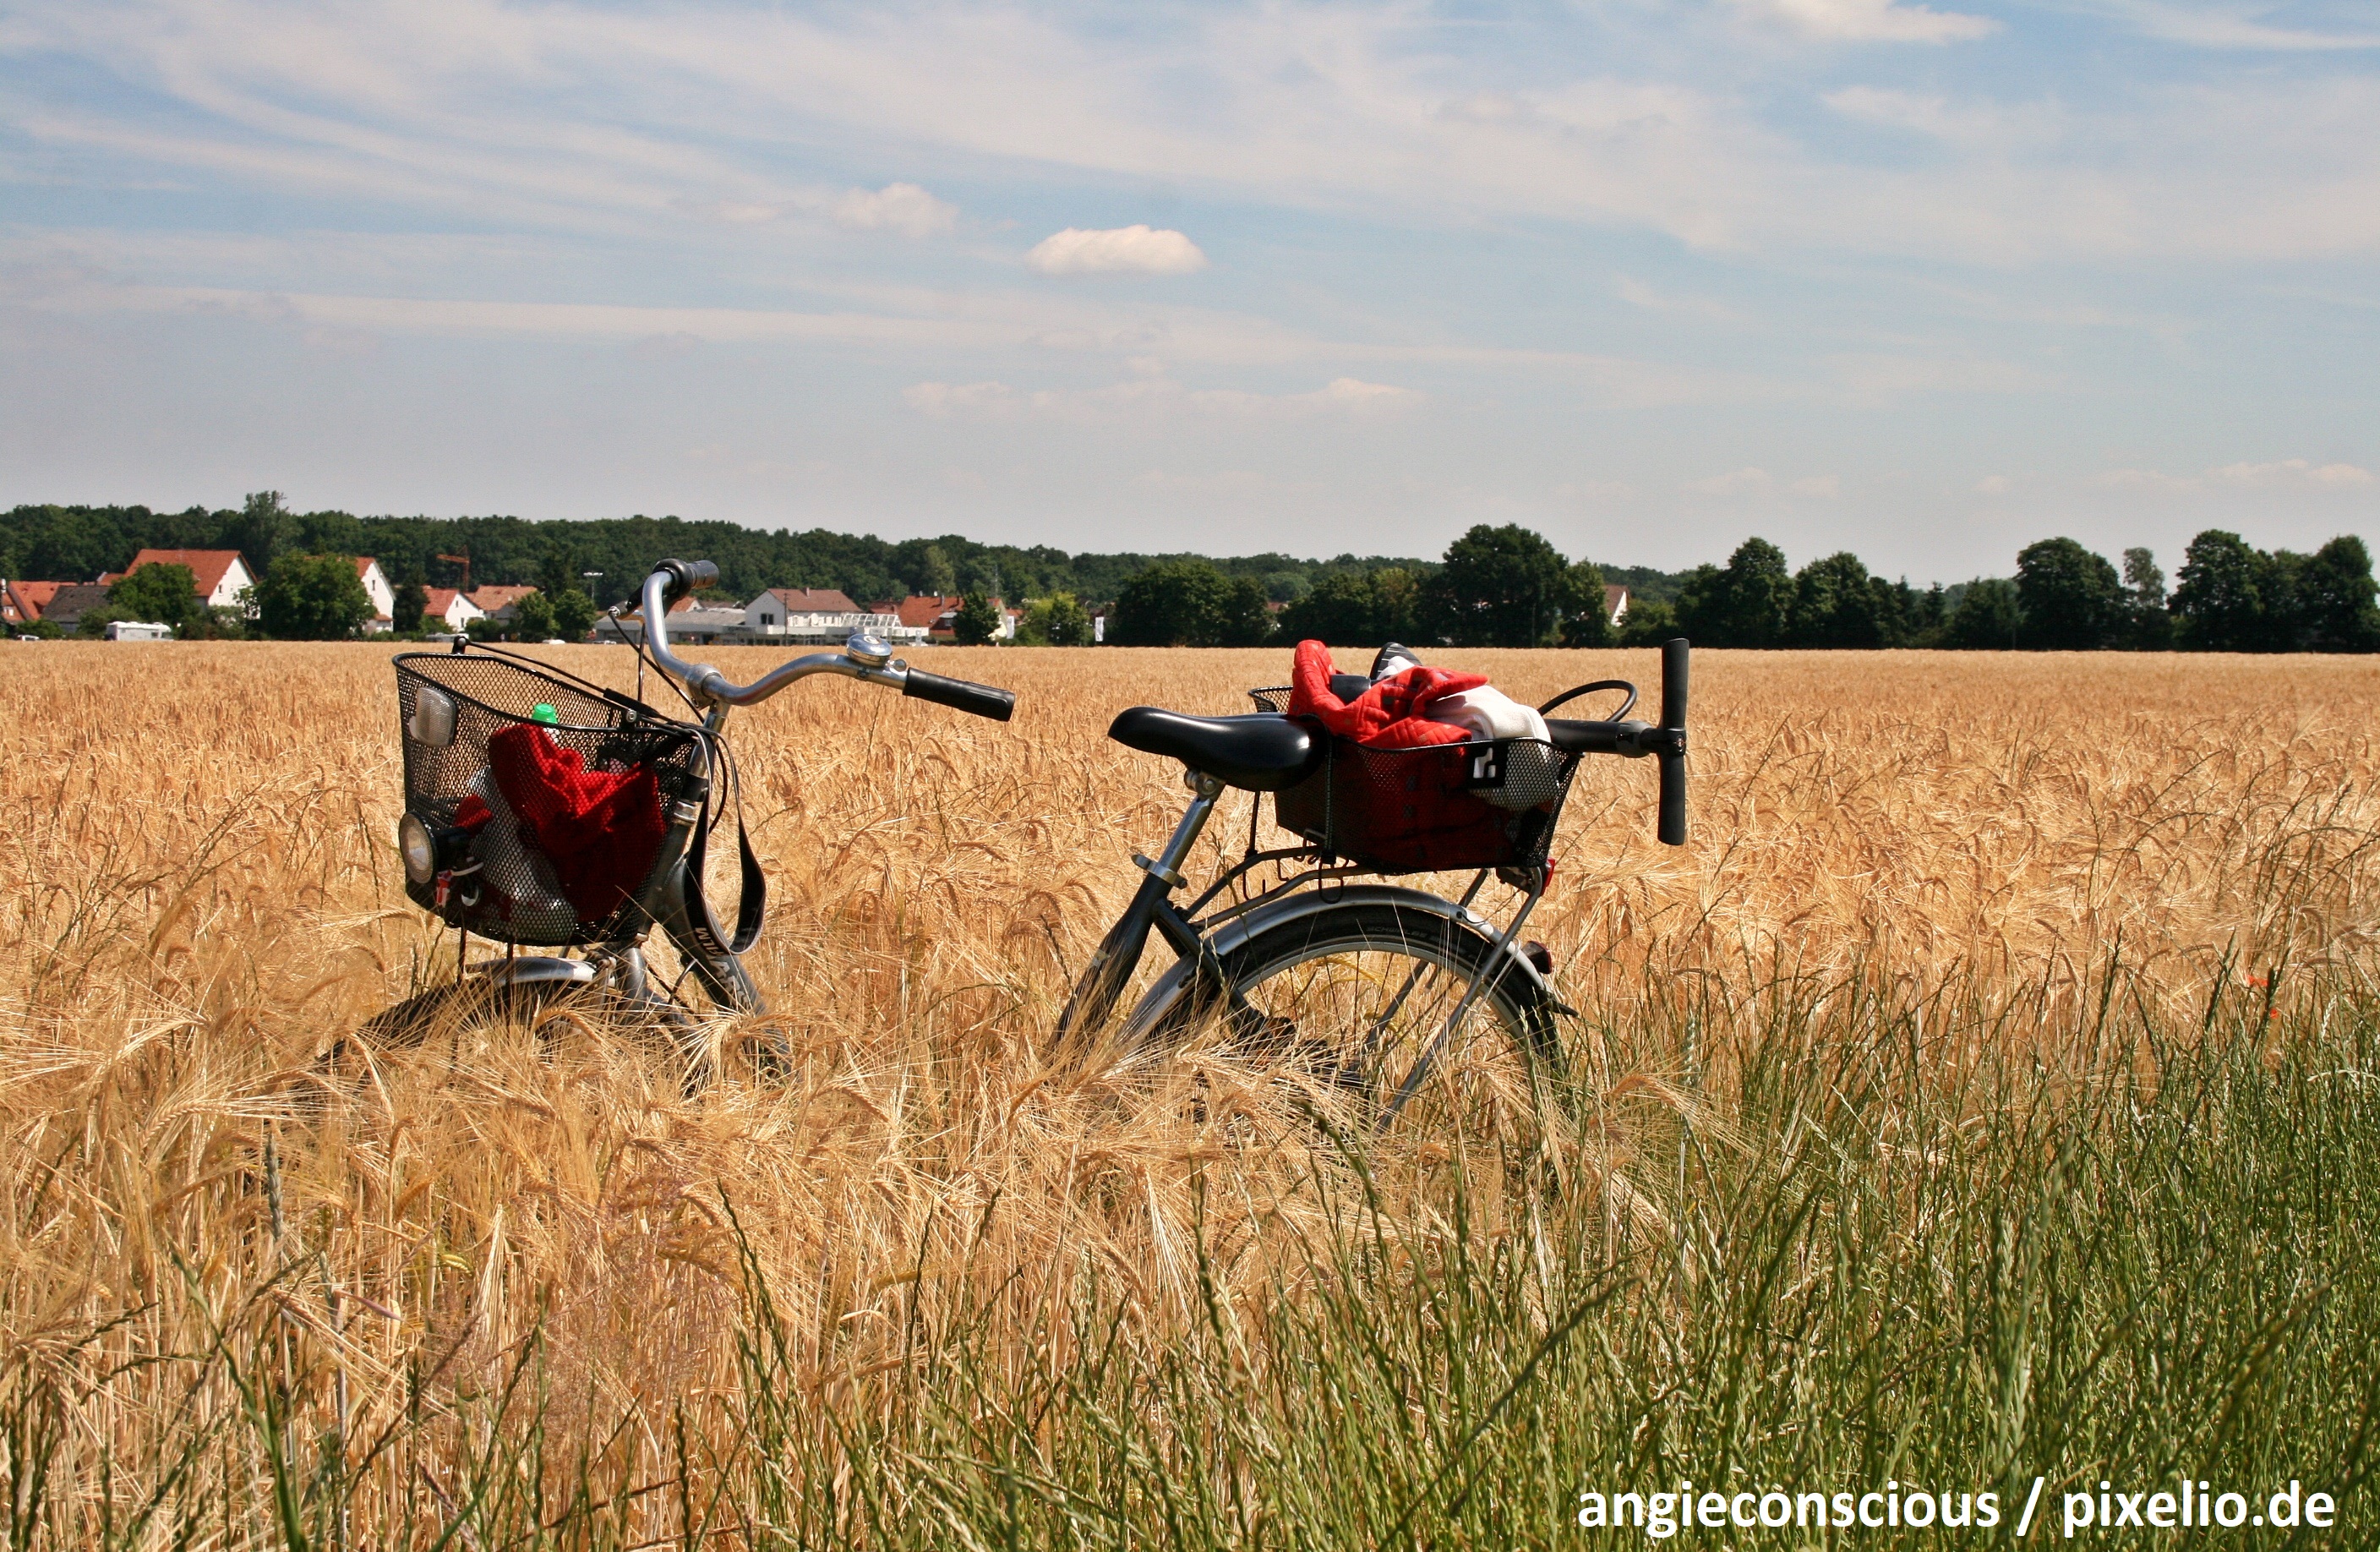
[356, 558, 397, 631]
[909, 595, 1018, 643]
[597, 595, 748, 647]
[123, 549, 256, 611]
[745, 587, 923, 645]
[2, 580, 69, 626]
[466, 585, 540, 624]
[422, 587, 487, 631]
[1603, 584, 1629, 627]
[35, 583, 116, 634]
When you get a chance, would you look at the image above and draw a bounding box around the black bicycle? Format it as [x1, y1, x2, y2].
[345, 559, 1014, 1079]
[1056, 640, 1689, 1134]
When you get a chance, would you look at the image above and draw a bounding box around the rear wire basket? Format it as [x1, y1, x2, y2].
[395, 647, 708, 946]
[1247, 686, 1579, 874]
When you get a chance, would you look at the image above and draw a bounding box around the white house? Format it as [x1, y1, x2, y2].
[744, 587, 920, 645]
[423, 587, 487, 631]
[123, 549, 256, 611]
[356, 558, 397, 631]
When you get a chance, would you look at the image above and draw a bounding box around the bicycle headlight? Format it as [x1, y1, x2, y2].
[399, 812, 437, 885]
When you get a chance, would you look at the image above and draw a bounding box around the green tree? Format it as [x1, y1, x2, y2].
[1018, 592, 1094, 647]
[2293, 536, 2380, 653]
[1557, 561, 1613, 648]
[1427, 524, 1569, 647]
[953, 590, 1002, 645]
[109, 562, 198, 634]
[1616, 598, 1679, 648]
[232, 490, 293, 575]
[1220, 575, 1275, 646]
[1674, 538, 1794, 648]
[255, 553, 374, 639]
[918, 544, 957, 598]
[549, 587, 599, 642]
[392, 581, 429, 635]
[2121, 549, 2172, 650]
[1277, 570, 1383, 645]
[515, 590, 558, 640]
[1788, 552, 1884, 648]
[1944, 578, 2021, 649]
[2015, 538, 2125, 650]
[2170, 531, 2274, 652]
[1111, 560, 1272, 647]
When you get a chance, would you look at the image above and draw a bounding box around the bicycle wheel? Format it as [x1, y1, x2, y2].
[325, 976, 707, 1099]
[1152, 899, 1563, 1142]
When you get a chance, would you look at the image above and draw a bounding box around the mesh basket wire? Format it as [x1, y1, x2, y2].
[1246, 686, 1579, 874]
[396, 648, 707, 946]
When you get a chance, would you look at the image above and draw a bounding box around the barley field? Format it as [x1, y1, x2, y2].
[4, 642, 2378, 1548]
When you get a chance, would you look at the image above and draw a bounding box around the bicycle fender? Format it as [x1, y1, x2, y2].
[1121, 884, 1561, 1038]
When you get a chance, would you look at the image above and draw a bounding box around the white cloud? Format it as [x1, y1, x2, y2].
[2096, 457, 2377, 492]
[1614, 275, 1741, 323]
[1791, 474, 1843, 497]
[1733, 0, 1999, 43]
[1687, 467, 1775, 496]
[2108, 2, 2380, 51]
[833, 183, 958, 237]
[903, 374, 1413, 420]
[1975, 473, 2014, 494]
[1025, 225, 1209, 277]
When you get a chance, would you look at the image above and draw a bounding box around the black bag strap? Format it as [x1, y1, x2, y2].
[684, 781, 766, 957]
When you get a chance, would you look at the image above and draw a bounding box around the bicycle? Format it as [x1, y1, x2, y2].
[1054, 639, 1689, 1134]
[343, 558, 1015, 1081]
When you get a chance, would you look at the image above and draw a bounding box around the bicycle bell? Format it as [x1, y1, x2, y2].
[843, 630, 892, 668]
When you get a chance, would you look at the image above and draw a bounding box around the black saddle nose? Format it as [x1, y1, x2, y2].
[1107, 708, 1322, 792]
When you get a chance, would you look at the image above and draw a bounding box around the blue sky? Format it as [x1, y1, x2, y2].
[3, 0, 2376, 579]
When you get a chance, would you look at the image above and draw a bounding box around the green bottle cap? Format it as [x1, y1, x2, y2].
[531, 704, 559, 725]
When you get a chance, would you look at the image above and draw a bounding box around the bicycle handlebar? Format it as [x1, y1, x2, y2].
[1544, 637, 1689, 846]
[903, 668, 1017, 720]
[625, 560, 1017, 718]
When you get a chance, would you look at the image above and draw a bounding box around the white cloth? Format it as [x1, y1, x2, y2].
[1426, 684, 1550, 745]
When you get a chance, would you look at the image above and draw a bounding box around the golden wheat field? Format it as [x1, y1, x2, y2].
[5, 641, 2379, 1543]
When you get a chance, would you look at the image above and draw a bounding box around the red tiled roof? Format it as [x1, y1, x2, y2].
[4, 580, 68, 622]
[892, 594, 964, 629]
[127, 549, 248, 598]
[467, 585, 539, 611]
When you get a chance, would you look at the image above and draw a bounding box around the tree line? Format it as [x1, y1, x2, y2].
[0, 495, 1428, 615]
[8, 495, 2370, 652]
[1108, 527, 2380, 653]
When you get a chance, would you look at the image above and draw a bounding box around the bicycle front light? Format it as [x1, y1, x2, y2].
[399, 813, 438, 885]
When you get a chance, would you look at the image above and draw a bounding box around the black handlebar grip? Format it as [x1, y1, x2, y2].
[1657, 637, 1689, 846]
[657, 558, 719, 604]
[903, 668, 1017, 721]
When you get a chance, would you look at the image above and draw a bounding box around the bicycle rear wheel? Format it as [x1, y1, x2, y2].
[1151, 899, 1563, 1143]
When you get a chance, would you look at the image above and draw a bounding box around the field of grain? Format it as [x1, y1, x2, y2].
[5, 642, 2378, 1547]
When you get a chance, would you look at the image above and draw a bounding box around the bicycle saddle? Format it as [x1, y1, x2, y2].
[1107, 708, 1322, 792]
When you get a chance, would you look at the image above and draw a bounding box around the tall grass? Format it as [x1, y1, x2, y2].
[5, 644, 2378, 1545]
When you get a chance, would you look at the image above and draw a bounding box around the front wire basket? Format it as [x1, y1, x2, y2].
[1247, 686, 1580, 874]
[396, 646, 707, 945]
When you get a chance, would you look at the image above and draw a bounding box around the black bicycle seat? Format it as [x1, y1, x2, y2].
[1107, 708, 1322, 792]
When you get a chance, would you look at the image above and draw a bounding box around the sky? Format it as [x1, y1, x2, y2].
[3, 0, 2377, 582]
